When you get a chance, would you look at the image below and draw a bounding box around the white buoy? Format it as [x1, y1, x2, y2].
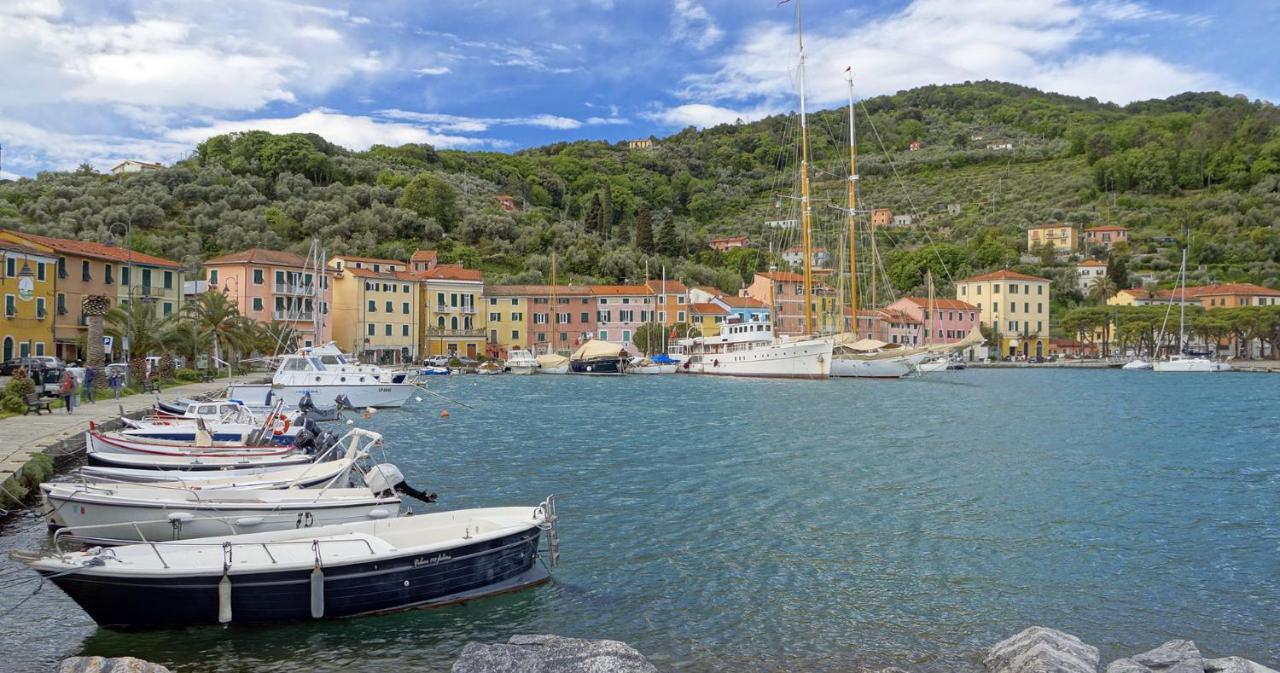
[345, 419, 355, 425]
[415, 396, 423, 402]
[310, 565, 325, 618]
[218, 574, 232, 624]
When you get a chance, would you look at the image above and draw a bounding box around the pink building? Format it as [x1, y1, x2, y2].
[203, 248, 332, 348]
[885, 297, 979, 344]
[878, 308, 922, 346]
[591, 285, 657, 354]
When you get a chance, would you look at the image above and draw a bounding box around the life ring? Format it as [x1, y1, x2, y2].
[270, 415, 291, 436]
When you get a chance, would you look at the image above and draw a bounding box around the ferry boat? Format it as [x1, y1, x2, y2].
[676, 318, 832, 379]
[229, 345, 417, 409]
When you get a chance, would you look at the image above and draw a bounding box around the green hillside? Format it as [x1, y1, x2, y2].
[2, 81, 1278, 314]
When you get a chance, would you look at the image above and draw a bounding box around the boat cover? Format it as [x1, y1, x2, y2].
[536, 353, 569, 368]
[571, 340, 626, 361]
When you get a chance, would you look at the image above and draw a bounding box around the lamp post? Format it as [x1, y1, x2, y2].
[106, 219, 132, 359]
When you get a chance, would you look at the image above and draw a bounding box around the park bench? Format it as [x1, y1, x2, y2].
[23, 393, 52, 415]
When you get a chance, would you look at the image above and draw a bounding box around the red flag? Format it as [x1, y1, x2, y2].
[669, 327, 678, 339]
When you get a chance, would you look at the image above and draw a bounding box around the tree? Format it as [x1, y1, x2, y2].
[601, 181, 614, 237]
[1107, 255, 1130, 290]
[584, 194, 604, 233]
[635, 205, 655, 254]
[657, 214, 679, 256]
[1087, 275, 1118, 304]
[631, 323, 668, 355]
[399, 173, 460, 230]
[183, 291, 255, 369]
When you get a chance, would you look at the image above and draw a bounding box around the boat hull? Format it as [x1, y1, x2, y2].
[536, 365, 568, 375]
[1153, 358, 1231, 372]
[569, 358, 625, 375]
[42, 527, 541, 627]
[227, 384, 415, 409]
[629, 364, 678, 375]
[507, 364, 538, 375]
[830, 357, 911, 378]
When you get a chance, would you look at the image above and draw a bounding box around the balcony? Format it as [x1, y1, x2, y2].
[274, 310, 316, 321]
[274, 283, 314, 296]
[426, 327, 486, 338]
[462, 305, 476, 314]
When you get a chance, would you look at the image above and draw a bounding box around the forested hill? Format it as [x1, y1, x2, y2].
[2, 81, 1278, 308]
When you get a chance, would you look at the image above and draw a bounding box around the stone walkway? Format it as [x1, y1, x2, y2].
[0, 377, 256, 498]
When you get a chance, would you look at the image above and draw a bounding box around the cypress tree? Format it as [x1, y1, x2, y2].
[601, 182, 614, 237]
[585, 194, 604, 233]
[635, 205, 654, 253]
[657, 214, 679, 256]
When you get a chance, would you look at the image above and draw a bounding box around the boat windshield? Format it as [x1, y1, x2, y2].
[318, 355, 346, 366]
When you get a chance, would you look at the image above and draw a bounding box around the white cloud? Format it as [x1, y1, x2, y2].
[165, 109, 493, 151]
[414, 66, 451, 76]
[644, 103, 762, 129]
[377, 109, 624, 133]
[0, 114, 192, 175]
[670, 0, 1236, 111]
[1088, 1, 1211, 26]
[672, 0, 723, 50]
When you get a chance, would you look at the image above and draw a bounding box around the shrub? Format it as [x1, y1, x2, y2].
[5, 371, 35, 398]
[174, 368, 202, 382]
[0, 393, 25, 414]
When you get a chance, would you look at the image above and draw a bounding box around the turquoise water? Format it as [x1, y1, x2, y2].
[2, 370, 1278, 672]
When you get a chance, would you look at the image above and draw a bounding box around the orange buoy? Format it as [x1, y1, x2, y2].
[440, 409, 450, 418]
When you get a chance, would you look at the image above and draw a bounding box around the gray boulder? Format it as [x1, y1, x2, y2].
[1106, 640, 1203, 673]
[58, 657, 173, 673]
[984, 626, 1100, 673]
[451, 634, 657, 673]
[1205, 657, 1280, 673]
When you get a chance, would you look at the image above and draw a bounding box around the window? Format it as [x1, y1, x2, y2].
[367, 300, 377, 312]
[599, 298, 608, 305]
[163, 302, 173, 316]
[253, 297, 264, 311]
[1023, 302, 1029, 313]
[537, 333, 546, 342]
[1009, 302, 1015, 313]
[57, 257, 66, 279]
[5, 294, 14, 317]
[367, 324, 375, 336]
[402, 302, 410, 314]
[450, 293, 458, 307]
[57, 293, 66, 315]
[511, 312, 523, 321]
[437, 292, 445, 307]
[993, 284, 1000, 294]
[385, 324, 392, 336]
[402, 284, 410, 294]
[489, 297, 497, 305]
[1037, 285, 1044, 295]
[510, 298, 518, 306]
[558, 312, 570, 324]
[619, 310, 634, 322]
[1008, 320, 1017, 332]
[36, 262, 45, 282]
[104, 264, 113, 284]
[1023, 284, 1030, 294]
[402, 324, 410, 337]
[1010, 284, 1018, 294]
[622, 330, 631, 342]
[489, 312, 500, 322]
[580, 312, 589, 323]
[534, 313, 548, 325]
[598, 330, 608, 340]
[450, 316, 458, 330]
[4, 258, 13, 277]
[385, 301, 393, 313]
[36, 297, 46, 318]
[81, 260, 91, 281]
[142, 268, 151, 288]
[253, 269, 264, 285]
[960, 286, 967, 296]
[677, 311, 686, 322]
[35, 342, 44, 356]
[511, 330, 520, 339]
[597, 310, 611, 323]
[976, 286, 982, 295]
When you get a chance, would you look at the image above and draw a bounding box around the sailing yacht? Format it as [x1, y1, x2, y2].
[1153, 248, 1231, 373]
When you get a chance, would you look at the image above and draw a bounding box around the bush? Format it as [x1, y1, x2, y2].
[5, 371, 35, 398]
[447, 357, 463, 368]
[0, 393, 25, 414]
[173, 368, 202, 382]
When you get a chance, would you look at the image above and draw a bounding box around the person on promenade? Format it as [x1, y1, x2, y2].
[108, 369, 122, 400]
[84, 366, 96, 404]
[67, 360, 85, 407]
[58, 370, 75, 414]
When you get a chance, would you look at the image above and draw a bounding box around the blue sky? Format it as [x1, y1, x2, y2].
[1, 0, 1276, 177]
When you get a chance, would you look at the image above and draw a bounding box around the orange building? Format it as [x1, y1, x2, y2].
[204, 248, 332, 348]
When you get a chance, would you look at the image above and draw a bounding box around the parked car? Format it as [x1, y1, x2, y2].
[1, 356, 59, 376]
[424, 355, 451, 367]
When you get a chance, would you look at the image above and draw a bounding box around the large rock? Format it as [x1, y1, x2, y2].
[1205, 657, 1280, 673]
[984, 627, 1100, 673]
[451, 634, 657, 673]
[58, 657, 173, 673]
[1106, 640, 1203, 673]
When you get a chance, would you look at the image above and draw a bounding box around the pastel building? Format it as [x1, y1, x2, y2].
[591, 285, 655, 352]
[1084, 225, 1128, 250]
[484, 286, 529, 356]
[421, 264, 485, 360]
[1075, 259, 1108, 293]
[884, 297, 979, 344]
[689, 302, 730, 336]
[0, 237, 57, 361]
[203, 248, 331, 348]
[528, 285, 595, 354]
[645, 279, 689, 328]
[329, 255, 420, 364]
[955, 270, 1051, 358]
[742, 271, 838, 337]
[1027, 223, 1077, 253]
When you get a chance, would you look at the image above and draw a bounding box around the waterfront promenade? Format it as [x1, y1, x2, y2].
[0, 378, 253, 507]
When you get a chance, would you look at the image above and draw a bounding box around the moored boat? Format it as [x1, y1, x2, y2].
[505, 349, 539, 375]
[22, 497, 558, 628]
[629, 354, 678, 375]
[228, 346, 417, 409]
[535, 353, 569, 375]
[677, 319, 832, 379]
[569, 340, 628, 375]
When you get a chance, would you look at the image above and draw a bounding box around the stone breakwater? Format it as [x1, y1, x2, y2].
[56, 628, 1278, 673]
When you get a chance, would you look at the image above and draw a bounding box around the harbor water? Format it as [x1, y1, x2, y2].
[2, 370, 1278, 672]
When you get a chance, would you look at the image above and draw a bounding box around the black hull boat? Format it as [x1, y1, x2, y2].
[568, 357, 625, 376]
[23, 500, 559, 628]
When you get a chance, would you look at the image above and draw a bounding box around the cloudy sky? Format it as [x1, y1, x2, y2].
[1, 0, 1275, 177]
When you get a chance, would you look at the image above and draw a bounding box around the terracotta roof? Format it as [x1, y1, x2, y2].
[1077, 259, 1107, 267]
[485, 284, 592, 297]
[689, 302, 729, 315]
[0, 237, 56, 258]
[718, 295, 767, 309]
[420, 264, 483, 282]
[410, 249, 438, 263]
[4, 230, 180, 268]
[1119, 288, 1151, 298]
[205, 248, 309, 268]
[758, 271, 806, 282]
[332, 255, 406, 268]
[1188, 283, 1280, 297]
[1085, 225, 1128, 232]
[900, 297, 979, 311]
[346, 267, 418, 282]
[590, 285, 652, 296]
[958, 269, 1050, 283]
[879, 308, 921, 324]
[645, 279, 688, 294]
[1027, 223, 1070, 230]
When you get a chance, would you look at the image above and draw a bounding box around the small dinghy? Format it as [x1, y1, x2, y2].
[77, 431, 349, 486]
[86, 422, 300, 458]
[85, 443, 315, 471]
[22, 497, 559, 628]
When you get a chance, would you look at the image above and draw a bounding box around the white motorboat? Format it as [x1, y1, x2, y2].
[916, 358, 957, 373]
[228, 346, 417, 408]
[505, 349, 539, 375]
[1153, 355, 1231, 372]
[628, 355, 678, 375]
[77, 433, 353, 486]
[21, 497, 557, 628]
[118, 415, 305, 446]
[677, 319, 832, 379]
[86, 423, 299, 457]
[84, 447, 314, 471]
[477, 361, 504, 375]
[535, 353, 569, 375]
[1122, 359, 1153, 370]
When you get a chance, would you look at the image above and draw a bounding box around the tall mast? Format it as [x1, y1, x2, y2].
[551, 252, 558, 355]
[926, 270, 935, 346]
[1177, 247, 1187, 354]
[796, 0, 815, 335]
[846, 69, 858, 336]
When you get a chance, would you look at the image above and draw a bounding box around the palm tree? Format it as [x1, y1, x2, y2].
[82, 294, 111, 368]
[184, 291, 254, 370]
[254, 321, 300, 356]
[1087, 275, 1118, 304]
[106, 300, 181, 383]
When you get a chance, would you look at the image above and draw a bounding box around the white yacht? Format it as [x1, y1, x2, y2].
[1153, 248, 1230, 373]
[676, 318, 832, 379]
[229, 346, 417, 408]
[505, 349, 539, 375]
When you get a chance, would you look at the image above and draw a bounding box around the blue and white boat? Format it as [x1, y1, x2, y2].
[23, 497, 558, 628]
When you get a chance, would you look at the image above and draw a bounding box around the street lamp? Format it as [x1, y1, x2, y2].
[105, 219, 132, 359]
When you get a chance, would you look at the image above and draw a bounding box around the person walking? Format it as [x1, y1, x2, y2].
[84, 365, 96, 403]
[108, 369, 123, 400]
[67, 360, 85, 407]
[58, 369, 76, 414]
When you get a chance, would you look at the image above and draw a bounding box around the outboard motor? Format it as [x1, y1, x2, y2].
[334, 394, 355, 412]
[364, 464, 437, 504]
[292, 428, 318, 454]
[298, 392, 315, 412]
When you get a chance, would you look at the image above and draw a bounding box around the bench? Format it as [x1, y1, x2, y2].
[24, 393, 52, 415]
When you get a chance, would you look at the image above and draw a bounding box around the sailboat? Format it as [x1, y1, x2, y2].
[676, 0, 832, 380]
[1153, 247, 1230, 372]
[536, 252, 570, 374]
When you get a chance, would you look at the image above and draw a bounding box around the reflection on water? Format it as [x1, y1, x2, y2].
[2, 370, 1278, 672]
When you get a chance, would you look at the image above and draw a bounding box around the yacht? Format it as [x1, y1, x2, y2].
[569, 340, 628, 375]
[677, 318, 832, 379]
[535, 353, 570, 375]
[1153, 248, 1230, 373]
[229, 346, 417, 408]
[505, 349, 539, 375]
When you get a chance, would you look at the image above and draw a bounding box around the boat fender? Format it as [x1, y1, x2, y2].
[367, 508, 392, 519]
[235, 517, 264, 527]
[218, 542, 233, 624]
[310, 541, 325, 619]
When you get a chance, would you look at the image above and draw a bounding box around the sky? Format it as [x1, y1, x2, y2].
[0, 0, 1276, 178]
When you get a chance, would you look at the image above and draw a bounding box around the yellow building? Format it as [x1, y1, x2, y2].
[483, 286, 529, 356]
[421, 264, 485, 360]
[689, 302, 729, 336]
[1027, 223, 1077, 253]
[0, 238, 58, 361]
[328, 256, 420, 365]
[955, 269, 1051, 359]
